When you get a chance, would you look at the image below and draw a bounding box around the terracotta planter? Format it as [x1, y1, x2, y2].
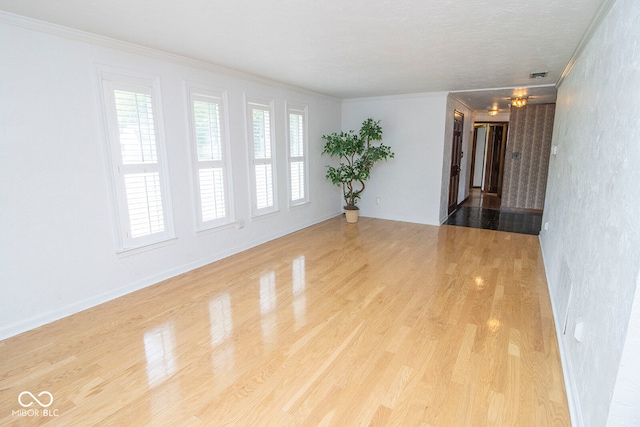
[344, 207, 360, 223]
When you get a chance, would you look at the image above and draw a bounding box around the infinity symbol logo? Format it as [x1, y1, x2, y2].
[18, 391, 54, 408]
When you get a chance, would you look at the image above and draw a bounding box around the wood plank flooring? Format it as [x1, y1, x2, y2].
[0, 217, 569, 426]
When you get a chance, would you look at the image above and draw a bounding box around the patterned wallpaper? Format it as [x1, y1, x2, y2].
[502, 103, 556, 210]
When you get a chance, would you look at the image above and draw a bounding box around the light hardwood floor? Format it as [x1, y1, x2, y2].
[0, 217, 569, 426]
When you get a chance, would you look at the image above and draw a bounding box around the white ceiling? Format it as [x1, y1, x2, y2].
[0, 0, 606, 106]
[451, 85, 559, 112]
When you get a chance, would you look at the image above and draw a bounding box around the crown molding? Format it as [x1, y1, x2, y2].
[449, 84, 556, 94]
[557, 0, 616, 88]
[0, 11, 340, 102]
[343, 91, 449, 104]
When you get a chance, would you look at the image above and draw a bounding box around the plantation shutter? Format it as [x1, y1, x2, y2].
[287, 107, 307, 205]
[113, 88, 166, 241]
[248, 101, 276, 214]
[192, 97, 228, 225]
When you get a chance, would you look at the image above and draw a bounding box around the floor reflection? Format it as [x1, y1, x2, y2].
[260, 271, 277, 345]
[148, 378, 182, 421]
[260, 271, 277, 315]
[143, 322, 177, 387]
[445, 206, 542, 235]
[292, 256, 306, 329]
[209, 293, 233, 345]
[209, 293, 236, 383]
[487, 318, 501, 335]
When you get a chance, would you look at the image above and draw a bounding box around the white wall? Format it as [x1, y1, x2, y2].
[608, 269, 640, 426]
[0, 16, 342, 340]
[539, 0, 640, 426]
[473, 110, 510, 123]
[341, 93, 448, 225]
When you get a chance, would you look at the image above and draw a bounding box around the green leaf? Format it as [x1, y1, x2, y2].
[321, 118, 395, 208]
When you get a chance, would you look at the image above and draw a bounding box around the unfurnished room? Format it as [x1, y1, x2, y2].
[1, 1, 639, 426]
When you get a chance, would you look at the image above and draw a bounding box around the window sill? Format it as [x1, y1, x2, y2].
[288, 200, 310, 210]
[116, 237, 177, 258]
[196, 221, 236, 236]
[251, 210, 280, 221]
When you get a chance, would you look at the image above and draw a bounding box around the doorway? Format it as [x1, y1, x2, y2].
[470, 122, 508, 198]
[447, 111, 464, 214]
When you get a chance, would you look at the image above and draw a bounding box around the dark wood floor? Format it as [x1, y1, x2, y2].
[445, 190, 543, 236]
[460, 189, 503, 210]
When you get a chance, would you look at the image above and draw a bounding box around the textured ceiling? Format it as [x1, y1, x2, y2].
[0, 0, 605, 102]
[451, 85, 559, 112]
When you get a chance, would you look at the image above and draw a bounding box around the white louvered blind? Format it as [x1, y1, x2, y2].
[290, 161, 304, 201]
[287, 107, 308, 205]
[252, 108, 271, 159]
[123, 173, 164, 238]
[112, 87, 169, 244]
[115, 90, 158, 164]
[255, 163, 274, 209]
[198, 168, 225, 222]
[191, 93, 230, 228]
[248, 101, 276, 215]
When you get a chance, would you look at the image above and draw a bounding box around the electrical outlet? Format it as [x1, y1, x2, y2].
[376, 197, 381, 205]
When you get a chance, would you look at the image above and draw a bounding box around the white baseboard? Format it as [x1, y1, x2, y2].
[539, 235, 584, 427]
[0, 212, 341, 341]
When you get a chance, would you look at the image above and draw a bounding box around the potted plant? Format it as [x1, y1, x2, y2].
[322, 118, 394, 223]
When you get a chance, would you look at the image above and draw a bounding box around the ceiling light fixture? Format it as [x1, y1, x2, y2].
[511, 97, 528, 108]
[487, 108, 499, 116]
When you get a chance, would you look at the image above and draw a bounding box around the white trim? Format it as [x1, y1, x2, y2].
[195, 222, 237, 237]
[286, 102, 309, 208]
[116, 237, 177, 257]
[288, 201, 311, 211]
[449, 84, 556, 94]
[95, 65, 175, 251]
[0, 212, 342, 341]
[556, 0, 616, 88]
[539, 236, 584, 427]
[249, 210, 281, 223]
[245, 95, 278, 217]
[343, 91, 450, 103]
[0, 11, 340, 103]
[185, 83, 235, 231]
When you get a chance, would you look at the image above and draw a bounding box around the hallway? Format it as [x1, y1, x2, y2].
[445, 189, 542, 235]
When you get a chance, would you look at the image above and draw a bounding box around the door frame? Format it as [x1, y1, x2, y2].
[469, 121, 508, 197]
[447, 110, 464, 214]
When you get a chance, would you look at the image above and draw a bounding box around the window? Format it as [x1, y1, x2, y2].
[287, 105, 308, 206]
[187, 87, 232, 230]
[99, 71, 174, 251]
[246, 98, 277, 216]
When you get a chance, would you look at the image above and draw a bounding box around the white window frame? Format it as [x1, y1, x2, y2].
[186, 84, 234, 231]
[97, 68, 174, 252]
[246, 96, 278, 217]
[286, 103, 309, 207]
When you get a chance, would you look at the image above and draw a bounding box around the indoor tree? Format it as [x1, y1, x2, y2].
[322, 118, 394, 217]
